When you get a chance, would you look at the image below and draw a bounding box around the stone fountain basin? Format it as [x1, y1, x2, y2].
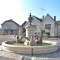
[2, 40, 58, 54]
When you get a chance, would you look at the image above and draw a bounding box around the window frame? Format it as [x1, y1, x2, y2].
[45, 24, 51, 29]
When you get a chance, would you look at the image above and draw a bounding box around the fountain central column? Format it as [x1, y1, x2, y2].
[26, 25, 36, 40]
[25, 13, 36, 40]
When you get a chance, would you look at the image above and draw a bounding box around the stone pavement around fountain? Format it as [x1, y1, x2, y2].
[0, 56, 15, 60]
[0, 35, 60, 60]
[0, 45, 60, 60]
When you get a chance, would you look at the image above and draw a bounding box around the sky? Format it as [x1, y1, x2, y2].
[0, 0, 60, 27]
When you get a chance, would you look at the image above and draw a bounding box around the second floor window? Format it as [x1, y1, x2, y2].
[45, 24, 51, 29]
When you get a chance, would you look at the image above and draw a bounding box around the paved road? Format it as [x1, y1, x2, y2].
[0, 35, 17, 60]
[0, 35, 16, 44]
[0, 56, 15, 60]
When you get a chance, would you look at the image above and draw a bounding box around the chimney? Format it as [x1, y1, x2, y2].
[42, 15, 44, 20]
[54, 16, 56, 21]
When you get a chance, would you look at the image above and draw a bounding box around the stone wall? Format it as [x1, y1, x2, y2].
[2, 41, 58, 54]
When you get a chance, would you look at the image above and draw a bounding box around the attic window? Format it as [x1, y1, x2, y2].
[45, 24, 51, 29]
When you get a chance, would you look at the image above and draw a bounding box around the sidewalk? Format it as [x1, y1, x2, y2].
[0, 56, 15, 60]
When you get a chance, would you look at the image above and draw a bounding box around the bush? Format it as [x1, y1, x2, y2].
[2, 32, 7, 35]
[46, 32, 50, 37]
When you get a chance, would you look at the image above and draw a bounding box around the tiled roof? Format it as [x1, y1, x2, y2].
[1, 19, 20, 26]
[21, 16, 42, 27]
[45, 13, 55, 21]
[33, 16, 42, 22]
[56, 21, 60, 25]
[21, 21, 27, 27]
[21, 13, 55, 27]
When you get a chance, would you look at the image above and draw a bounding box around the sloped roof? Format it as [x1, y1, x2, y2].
[21, 16, 42, 27]
[21, 13, 55, 27]
[33, 16, 42, 22]
[45, 13, 55, 21]
[56, 21, 60, 25]
[1, 19, 20, 26]
[21, 21, 27, 27]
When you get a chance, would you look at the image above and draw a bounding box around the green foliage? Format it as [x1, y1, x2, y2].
[40, 29, 45, 44]
[46, 32, 50, 37]
[2, 32, 7, 35]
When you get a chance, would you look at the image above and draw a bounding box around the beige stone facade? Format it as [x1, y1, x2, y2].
[21, 13, 60, 37]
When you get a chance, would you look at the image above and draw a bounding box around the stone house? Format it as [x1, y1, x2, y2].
[21, 13, 60, 37]
[1, 19, 20, 35]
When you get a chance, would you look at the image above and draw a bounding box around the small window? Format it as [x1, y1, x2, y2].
[45, 24, 51, 29]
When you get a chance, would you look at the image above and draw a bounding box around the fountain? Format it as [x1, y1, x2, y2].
[2, 13, 58, 54]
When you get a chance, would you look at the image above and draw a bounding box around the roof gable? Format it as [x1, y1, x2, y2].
[1, 19, 20, 26]
[44, 13, 54, 21]
[56, 21, 60, 25]
[21, 21, 27, 27]
[32, 16, 42, 22]
[21, 16, 42, 27]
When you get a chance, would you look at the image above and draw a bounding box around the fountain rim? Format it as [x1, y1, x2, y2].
[2, 40, 58, 48]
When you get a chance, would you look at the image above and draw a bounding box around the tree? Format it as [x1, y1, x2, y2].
[46, 32, 50, 38]
[40, 29, 45, 44]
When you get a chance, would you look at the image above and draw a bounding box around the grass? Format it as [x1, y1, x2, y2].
[7, 42, 52, 46]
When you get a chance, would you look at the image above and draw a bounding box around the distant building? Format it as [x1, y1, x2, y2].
[21, 13, 60, 37]
[1, 19, 20, 35]
[0, 28, 3, 34]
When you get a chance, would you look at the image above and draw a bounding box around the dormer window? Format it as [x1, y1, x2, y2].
[45, 24, 51, 29]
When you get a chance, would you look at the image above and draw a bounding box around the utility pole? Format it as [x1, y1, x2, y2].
[40, 8, 46, 16]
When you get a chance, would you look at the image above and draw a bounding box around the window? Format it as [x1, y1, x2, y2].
[45, 24, 51, 29]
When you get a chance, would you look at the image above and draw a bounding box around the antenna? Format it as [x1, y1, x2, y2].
[40, 8, 46, 16]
